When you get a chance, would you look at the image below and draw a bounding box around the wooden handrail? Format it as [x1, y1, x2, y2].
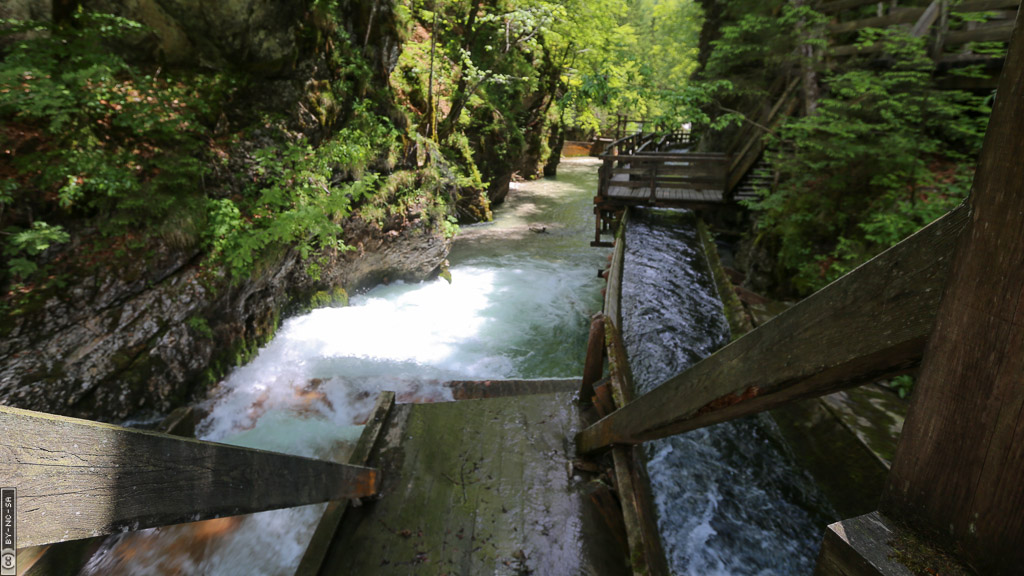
[1, 405, 380, 548]
[577, 204, 969, 454]
[827, 8, 926, 35]
[602, 153, 730, 162]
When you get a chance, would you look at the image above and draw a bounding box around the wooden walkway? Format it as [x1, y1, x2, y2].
[592, 133, 734, 246]
[318, 384, 629, 576]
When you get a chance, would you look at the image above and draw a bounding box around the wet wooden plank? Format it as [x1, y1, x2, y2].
[447, 379, 580, 400]
[814, 512, 916, 576]
[577, 204, 968, 454]
[322, 393, 630, 575]
[295, 391, 395, 576]
[605, 211, 628, 329]
[0, 405, 379, 548]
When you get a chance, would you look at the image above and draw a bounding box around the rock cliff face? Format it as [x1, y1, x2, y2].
[0, 0, 453, 421]
[0, 213, 449, 421]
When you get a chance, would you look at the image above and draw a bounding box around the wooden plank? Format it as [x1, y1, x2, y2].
[446, 378, 579, 400]
[819, 0, 887, 14]
[728, 84, 800, 192]
[832, 41, 888, 56]
[955, 0, 1020, 13]
[827, 8, 926, 34]
[576, 205, 969, 454]
[322, 393, 630, 575]
[602, 153, 730, 162]
[814, 512, 917, 575]
[616, 180, 725, 192]
[911, 0, 942, 36]
[15, 404, 204, 576]
[0, 405, 379, 548]
[612, 447, 648, 575]
[604, 210, 628, 329]
[294, 391, 395, 576]
[945, 20, 1015, 44]
[582, 316, 607, 401]
[880, 13, 1024, 574]
[603, 318, 636, 408]
[611, 166, 726, 178]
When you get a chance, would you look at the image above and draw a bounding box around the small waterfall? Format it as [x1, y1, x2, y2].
[82, 158, 607, 575]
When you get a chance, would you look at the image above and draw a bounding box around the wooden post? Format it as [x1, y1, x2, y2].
[878, 11, 1024, 574]
[581, 315, 607, 401]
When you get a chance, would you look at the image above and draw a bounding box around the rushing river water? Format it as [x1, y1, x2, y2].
[84, 158, 832, 575]
[622, 208, 836, 575]
[83, 158, 607, 575]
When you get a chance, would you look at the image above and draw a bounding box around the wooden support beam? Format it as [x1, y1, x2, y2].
[911, 0, 942, 36]
[604, 210, 627, 328]
[827, 8, 926, 34]
[0, 405, 380, 548]
[944, 20, 1015, 44]
[820, 0, 889, 14]
[576, 205, 968, 454]
[955, 0, 1020, 13]
[295, 391, 395, 576]
[879, 12, 1024, 574]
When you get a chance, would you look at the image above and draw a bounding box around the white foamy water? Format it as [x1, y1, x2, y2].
[83, 160, 606, 575]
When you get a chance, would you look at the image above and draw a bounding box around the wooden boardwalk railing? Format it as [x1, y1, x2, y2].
[0, 405, 380, 548]
[578, 202, 969, 454]
[591, 131, 730, 246]
[823, 0, 1020, 79]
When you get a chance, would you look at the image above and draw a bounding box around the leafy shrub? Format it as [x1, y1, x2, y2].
[745, 30, 989, 294]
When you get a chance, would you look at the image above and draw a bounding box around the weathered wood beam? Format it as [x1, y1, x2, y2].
[911, 0, 942, 37]
[819, 0, 887, 15]
[727, 83, 800, 193]
[576, 204, 969, 454]
[0, 405, 380, 548]
[604, 210, 628, 328]
[945, 21, 1015, 44]
[879, 11, 1024, 574]
[603, 153, 731, 162]
[813, 512, 972, 575]
[827, 8, 926, 34]
[955, 0, 1020, 13]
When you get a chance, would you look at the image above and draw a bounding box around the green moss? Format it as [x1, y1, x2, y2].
[309, 286, 349, 309]
[697, 219, 753, 339]
[889, 523, 975, 576]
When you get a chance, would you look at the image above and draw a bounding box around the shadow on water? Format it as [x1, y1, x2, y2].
[622, 208, 837, 576]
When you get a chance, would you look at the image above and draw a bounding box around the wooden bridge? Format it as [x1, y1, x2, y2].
[593, 132, 737, 247]
[5, 11, 1024, 576]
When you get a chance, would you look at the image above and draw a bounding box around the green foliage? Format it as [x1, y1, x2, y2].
[888, 374, 915, 399]
[2, 221, 71, 279]
[745, 30, 988, 294]
[0, 11, 227, 287]
[553, 0, 707, 132]
[186, 316, 214, 340]
[205, 108, 397, 279]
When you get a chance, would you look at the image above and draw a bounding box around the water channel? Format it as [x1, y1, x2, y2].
[84, 157, 833, 575]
